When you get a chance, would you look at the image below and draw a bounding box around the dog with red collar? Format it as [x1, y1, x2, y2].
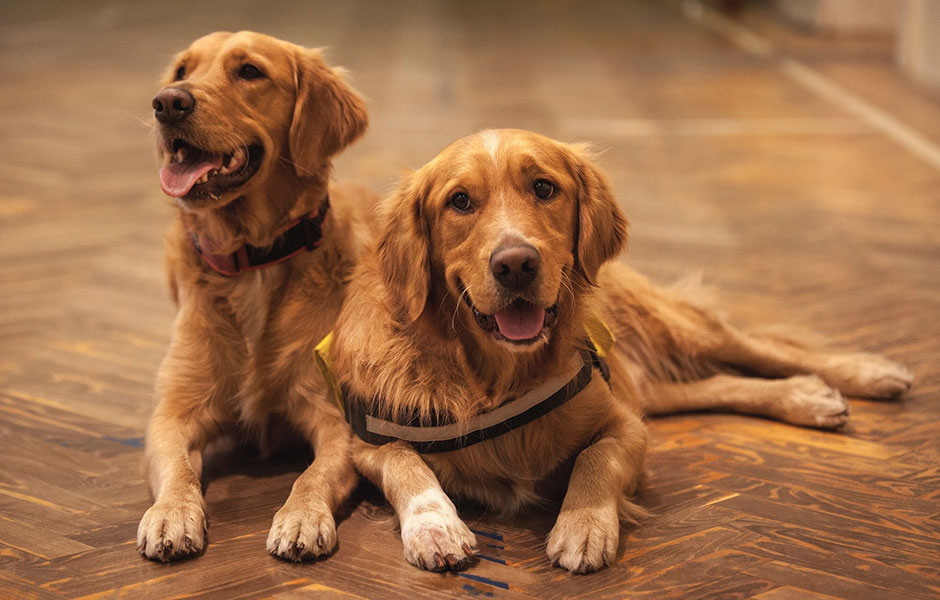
[137, 31, 376, 563]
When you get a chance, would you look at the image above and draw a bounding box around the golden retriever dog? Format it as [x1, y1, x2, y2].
[137, 31, 373, 562]
[329, 129, 913, 573]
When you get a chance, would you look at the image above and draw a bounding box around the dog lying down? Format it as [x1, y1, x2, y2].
[328, 129, 913, 573]
[138, 31, 374, 562]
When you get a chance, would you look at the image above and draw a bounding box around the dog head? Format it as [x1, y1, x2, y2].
[153, 31, 367, 211]
[379, 129, 627, 352]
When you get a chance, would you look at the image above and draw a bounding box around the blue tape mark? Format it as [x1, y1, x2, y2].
[104, 436, 145, 448]
[457, 573, 509, 590]
[476, 554, 507, 565]
[470, 529, 504, 541]
[461, 584, 495, 597]
[485, 543, 505, 550]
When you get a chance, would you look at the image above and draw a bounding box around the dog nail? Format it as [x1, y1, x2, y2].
[444, 554, 459, 568]
[296, 541, 304, 552]
[434, 553, 446, 569]
[184, 536, 192, 549]
[317, 533, 325, 548]
[462, 542, 474, 555]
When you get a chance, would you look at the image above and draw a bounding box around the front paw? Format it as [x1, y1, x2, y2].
[267, 501, 337, 561]
[137, 498, 207, 562]
[546, 505, 619, 574]
[825, 353, 913, 399]
[401, 509, 477, 571]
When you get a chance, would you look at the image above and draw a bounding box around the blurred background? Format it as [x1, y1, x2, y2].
[1, 1, 938, 598]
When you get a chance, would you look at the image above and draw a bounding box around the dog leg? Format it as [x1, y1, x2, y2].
[647, 374, 851, 428]
[602, 268, 912, 400]
[546, 407, 647, 573]
[354, 441, 477, 571]
[137, 402, 212, 562]
[267, 414, 357, 561]
[713, 330, 913, 399]
[137, 305, 238, 562]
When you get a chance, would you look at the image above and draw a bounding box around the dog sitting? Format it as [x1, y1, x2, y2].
[137, 31, 374, 562]
[328, 129, 913, 573]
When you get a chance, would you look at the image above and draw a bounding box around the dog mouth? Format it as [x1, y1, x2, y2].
[460, 284, 558, 346]
[159, 138, 263, 200]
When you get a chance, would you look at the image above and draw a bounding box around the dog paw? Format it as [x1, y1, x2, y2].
[400, 508, 477, 571]
[823, 354, 913, 399]
[266, 501, 337, 561]
[137, 498, 207, 562]
[777, 375, 849, 429]
[546, 505, 619, 574]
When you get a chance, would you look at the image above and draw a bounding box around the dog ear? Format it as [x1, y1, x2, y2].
[569, 144, 628, 285]
[377, 172, 430, 324]
[289, 48, 368, 177]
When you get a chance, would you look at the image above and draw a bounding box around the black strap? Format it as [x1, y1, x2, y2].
[344, 343, 611, 454]
[190, 196, 330, 276]
[242, 196, 330, 267]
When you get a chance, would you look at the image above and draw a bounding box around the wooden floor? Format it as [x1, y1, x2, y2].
[2, 1, 939, 598]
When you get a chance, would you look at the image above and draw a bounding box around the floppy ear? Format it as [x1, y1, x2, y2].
[289, 47, 369, 177]
[569, 144, 628, 285]
[377, 173, 430, 324]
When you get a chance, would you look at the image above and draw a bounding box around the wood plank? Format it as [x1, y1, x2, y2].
[753, 585, 846, 600]
[0, 517, 93, 560]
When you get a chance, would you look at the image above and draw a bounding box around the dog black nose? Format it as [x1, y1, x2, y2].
[490, 243, 540, 290]
[153, 88, 195, 125]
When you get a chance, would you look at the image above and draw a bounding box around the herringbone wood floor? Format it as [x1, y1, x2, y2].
[1, 1, 938, 598]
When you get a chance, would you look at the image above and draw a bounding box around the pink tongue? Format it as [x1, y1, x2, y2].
[159, 154, 223, 198]
[494, 302, 546, 341]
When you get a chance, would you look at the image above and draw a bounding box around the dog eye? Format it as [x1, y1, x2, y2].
[174, 65, 186, 81]
[449, 192, 473, 213]
[533, 179, 555, 200]
[238, 64, 264, 80]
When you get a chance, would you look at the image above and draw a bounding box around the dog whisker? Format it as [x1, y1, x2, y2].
[559, 273, 575, 307]
[449, 285, 474, 333]
[278, 154, 317, 177]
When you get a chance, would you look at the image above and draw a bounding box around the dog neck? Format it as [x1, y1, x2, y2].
[178, 166, 331, 256]
[185, 196, 331, 277]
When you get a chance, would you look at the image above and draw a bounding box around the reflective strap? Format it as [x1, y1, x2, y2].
[365, 353, 584, 443]
[313, 317, 616, 454]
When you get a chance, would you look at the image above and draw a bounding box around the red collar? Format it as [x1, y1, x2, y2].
[187, 196, 330, 276]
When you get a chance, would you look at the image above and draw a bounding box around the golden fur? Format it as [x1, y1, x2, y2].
[137, 31, 374, 562]
[331, 129, 913, 573]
